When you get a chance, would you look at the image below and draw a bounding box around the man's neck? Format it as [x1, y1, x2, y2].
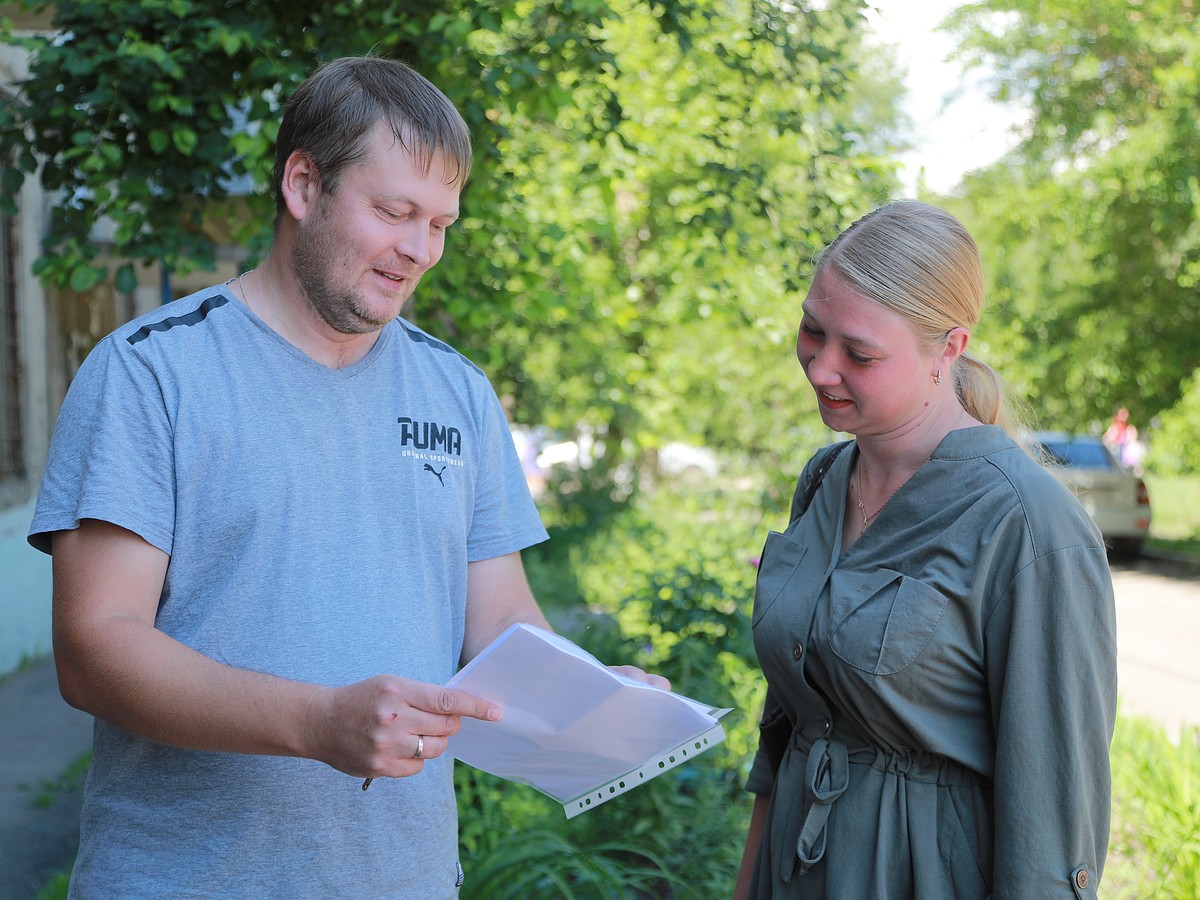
[235, 258, 381, 370]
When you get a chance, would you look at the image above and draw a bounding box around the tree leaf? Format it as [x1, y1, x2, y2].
[171, 127, 198, 156]
[114, 262, 138, 294]
[69, 263, 105, 294]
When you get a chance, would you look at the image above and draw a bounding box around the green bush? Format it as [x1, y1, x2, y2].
[1148, 371, 1200, 476]
[455, 483, 769, 897]
[1105, 716, 1200, 898]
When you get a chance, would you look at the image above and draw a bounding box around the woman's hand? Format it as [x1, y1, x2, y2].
[607, 665, 671, 692]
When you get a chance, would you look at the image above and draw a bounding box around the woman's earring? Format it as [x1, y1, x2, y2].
[933, 369, 942, 385]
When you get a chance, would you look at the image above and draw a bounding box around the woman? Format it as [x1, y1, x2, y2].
[735, 201, 1115, 899]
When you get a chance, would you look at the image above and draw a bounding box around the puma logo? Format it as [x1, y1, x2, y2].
[424, 463, 447, 486]
[397, 417, 462, 455]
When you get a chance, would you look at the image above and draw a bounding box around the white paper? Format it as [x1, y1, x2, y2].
[446, 623, 730, 818]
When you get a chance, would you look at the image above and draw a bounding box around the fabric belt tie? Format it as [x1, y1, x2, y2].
[771, 730, 980, 885]
[773, 735, 851, 884]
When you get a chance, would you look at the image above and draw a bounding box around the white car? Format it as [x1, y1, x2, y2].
[657, 442, 719, 479]
[511, 426, 717, 483]
[1032, 431, 1151, 556]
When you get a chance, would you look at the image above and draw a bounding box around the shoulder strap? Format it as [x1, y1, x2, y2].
[759, 440, 848, 763]
[788, 441, 849, 525]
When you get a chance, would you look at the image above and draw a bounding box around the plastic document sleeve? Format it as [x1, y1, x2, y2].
[445, 623, 731, 818]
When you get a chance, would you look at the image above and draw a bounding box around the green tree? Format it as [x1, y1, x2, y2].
[0, 0, 687, 292]
[941, 0, 1200, 441]
[483, 0, 902, 497]
[0, 0, 903, 493]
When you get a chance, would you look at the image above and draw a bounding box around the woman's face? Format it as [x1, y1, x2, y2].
[796, 268, 941, 438]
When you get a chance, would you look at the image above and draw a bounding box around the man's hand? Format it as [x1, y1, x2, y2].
[303, 676, 503, 780]
[52, 518, 508, 780]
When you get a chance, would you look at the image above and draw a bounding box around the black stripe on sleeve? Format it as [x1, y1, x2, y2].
[126, 294, 229, 345]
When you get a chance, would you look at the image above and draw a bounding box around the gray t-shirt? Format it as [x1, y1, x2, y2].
[29, 283, 548, 898]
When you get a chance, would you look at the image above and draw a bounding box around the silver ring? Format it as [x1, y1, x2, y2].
[412, 735, 425, 760]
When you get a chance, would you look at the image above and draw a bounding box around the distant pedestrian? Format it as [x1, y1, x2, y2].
[1104, 407, 1143, 472]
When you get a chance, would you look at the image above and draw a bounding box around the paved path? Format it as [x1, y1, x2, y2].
[0, 656, 92, 900]
[1110, 557, 1200, 739]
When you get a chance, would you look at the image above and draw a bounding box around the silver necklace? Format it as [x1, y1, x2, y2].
[235, 273, 254, 311]
[855, 459, 900, 528]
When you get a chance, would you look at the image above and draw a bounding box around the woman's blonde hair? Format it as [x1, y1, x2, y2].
[816, 200, 1025, 436]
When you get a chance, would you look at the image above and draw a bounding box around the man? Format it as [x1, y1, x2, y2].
[29, 56, 661, 898]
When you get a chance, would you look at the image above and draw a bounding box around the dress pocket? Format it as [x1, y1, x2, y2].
[937, 782, 993, 896]
[828, 569, 950, 675]
[752, 531, 809, 626]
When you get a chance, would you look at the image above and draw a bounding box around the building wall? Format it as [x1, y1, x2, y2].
[0, 40, 53, 677]
[0, 497, 51, 674]
[0, 32, 249, 675]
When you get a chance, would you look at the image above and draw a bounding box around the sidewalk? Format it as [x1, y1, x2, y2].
[0, 654, 92, 900]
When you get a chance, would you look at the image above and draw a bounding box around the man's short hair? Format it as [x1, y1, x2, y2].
[271, 56, 472, 217]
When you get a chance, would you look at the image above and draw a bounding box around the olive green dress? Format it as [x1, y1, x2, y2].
[747, 426, 1115, 899]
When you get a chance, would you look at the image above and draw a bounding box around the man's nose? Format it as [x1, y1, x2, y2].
[395, 223, 432, 267]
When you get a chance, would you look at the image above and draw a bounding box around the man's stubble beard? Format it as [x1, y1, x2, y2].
[291, 206, 396, 336]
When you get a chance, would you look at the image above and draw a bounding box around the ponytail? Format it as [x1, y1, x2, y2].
[955, 352, 1029, 438]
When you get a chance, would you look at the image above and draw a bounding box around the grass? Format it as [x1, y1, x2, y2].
[1142, 474, 1200, 561]
[1148, 535, 1200, 558]
[19, 751, 90, 809]
[35, 871, 70, 900]
[24, 752, 89, 899]
[1104, 715, 1200, 897]
[0, 652, 49, 687]
[1145, 474, 1200, 546]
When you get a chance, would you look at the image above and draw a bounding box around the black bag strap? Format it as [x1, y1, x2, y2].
[787, 440, 849, 526]
[758, 441, 850, 768]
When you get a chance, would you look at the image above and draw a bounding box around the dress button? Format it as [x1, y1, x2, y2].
[792, 642, 803, 660]
[821, 719, 831, 734]
[1074, 868, 1089, 890]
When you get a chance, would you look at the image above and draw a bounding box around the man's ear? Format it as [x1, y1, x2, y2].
[280, 151, 318, 221]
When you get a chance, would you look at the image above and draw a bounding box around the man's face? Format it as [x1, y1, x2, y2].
[291, 124, 461, 335]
